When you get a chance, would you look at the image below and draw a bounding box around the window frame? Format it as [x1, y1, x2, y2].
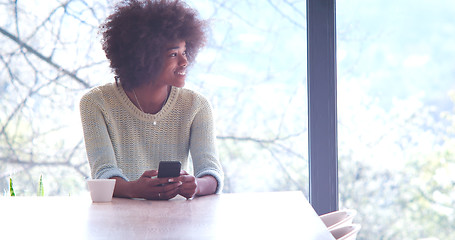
[306, 0, 338, 215]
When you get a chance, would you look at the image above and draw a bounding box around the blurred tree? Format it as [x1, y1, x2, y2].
[339, 94, 455, 239]
[0, 0, 110, 195]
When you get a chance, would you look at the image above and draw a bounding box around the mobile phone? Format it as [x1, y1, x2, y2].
[157, 161, 181, 178]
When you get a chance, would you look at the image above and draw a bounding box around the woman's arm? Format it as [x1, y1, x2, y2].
[188, 97, 224, 194]
[80, 90, 127, 180]
[196, 175, 217, 196]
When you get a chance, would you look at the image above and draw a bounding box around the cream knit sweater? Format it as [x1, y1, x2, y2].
[80, 82, 223, 193]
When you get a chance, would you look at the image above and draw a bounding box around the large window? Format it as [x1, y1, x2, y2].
[337, 0, 455, 239]
[1, 1, 308, 196]
[187, 0, 308, 193]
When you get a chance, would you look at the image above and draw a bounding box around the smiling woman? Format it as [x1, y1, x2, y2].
[79, 0, 224, 200]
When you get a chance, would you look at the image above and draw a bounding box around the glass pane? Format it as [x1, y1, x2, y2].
[186, 0, 308, 194]
[337, 0, 455, 239]
[1, 1, 308, 196]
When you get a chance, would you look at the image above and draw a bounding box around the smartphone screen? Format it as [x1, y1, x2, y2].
[157, 161, 181, 178]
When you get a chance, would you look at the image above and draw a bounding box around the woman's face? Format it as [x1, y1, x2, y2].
[154, 41, 188, 88]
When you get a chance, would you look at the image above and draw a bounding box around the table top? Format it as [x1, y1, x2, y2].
[0, 191, 335, 240]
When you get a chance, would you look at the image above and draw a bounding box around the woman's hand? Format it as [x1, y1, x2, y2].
[112, 170, 182, 200]
[112, 170, 217, 200]
[177, 171, 218, 199]
[136, 170, 184, 200]
[178, 170, 198, 199]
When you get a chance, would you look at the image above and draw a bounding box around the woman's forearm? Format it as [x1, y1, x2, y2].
[111, 177, 136, 198]
[196, 175, 218, 196]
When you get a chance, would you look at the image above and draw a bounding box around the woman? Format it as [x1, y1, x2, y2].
[80, 0, 223, 200]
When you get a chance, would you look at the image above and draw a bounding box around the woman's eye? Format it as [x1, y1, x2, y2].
[182, 51, 187, 56]
[170, 53, 177, 57]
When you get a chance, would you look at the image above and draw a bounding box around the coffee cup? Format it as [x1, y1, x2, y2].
[87, 179, 116, 203]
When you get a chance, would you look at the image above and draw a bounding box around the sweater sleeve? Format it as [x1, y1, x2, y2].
[189, 97, 224, 193]
[80, 89, 128, 181]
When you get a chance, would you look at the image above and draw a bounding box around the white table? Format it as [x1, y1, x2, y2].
[0, 191, 335, 240]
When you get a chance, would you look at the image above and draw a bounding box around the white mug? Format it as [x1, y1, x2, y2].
[87, 179, 116, 203]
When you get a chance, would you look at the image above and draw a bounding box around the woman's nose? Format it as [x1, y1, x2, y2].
[179, 55, 188, 67]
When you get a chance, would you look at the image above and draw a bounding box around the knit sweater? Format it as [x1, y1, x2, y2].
[80, 82, 223, 193]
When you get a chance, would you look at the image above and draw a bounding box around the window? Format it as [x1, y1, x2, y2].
[337, 0, 455, 239]
[1, 1, 309, 197]
[187, 0, 308, 194]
